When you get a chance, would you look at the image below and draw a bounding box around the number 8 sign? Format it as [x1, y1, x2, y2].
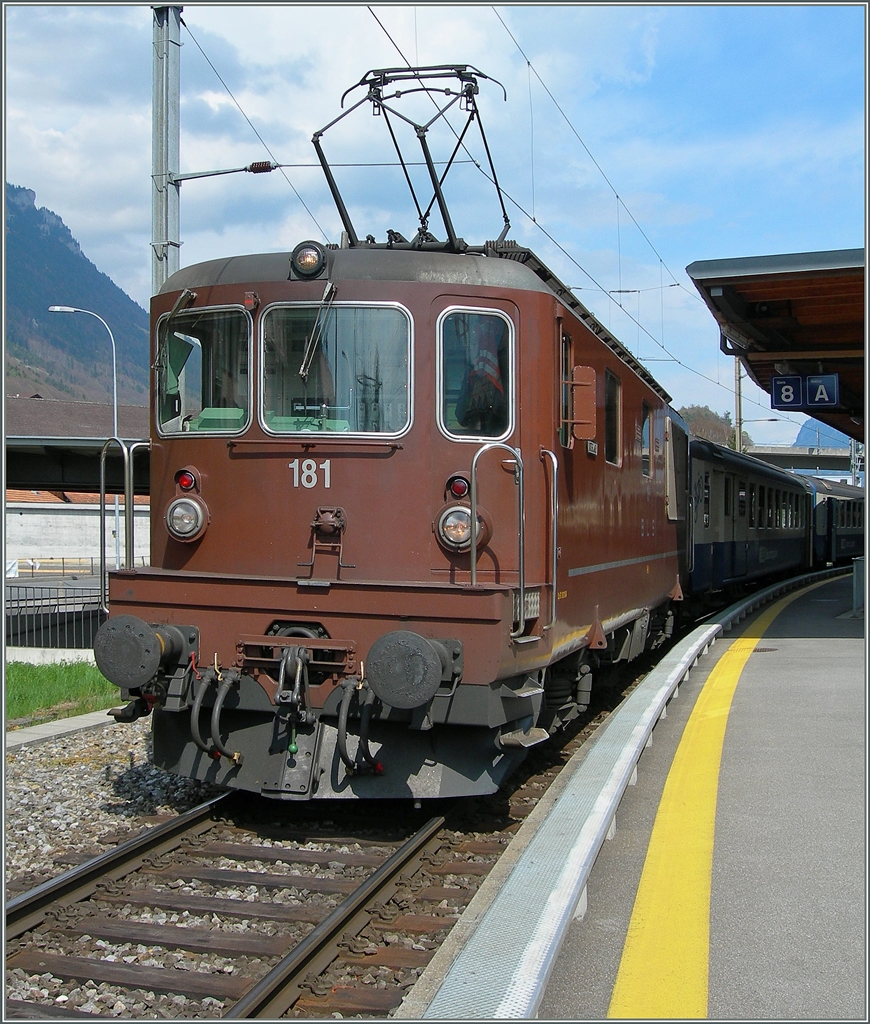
[771, 375, 803, 409]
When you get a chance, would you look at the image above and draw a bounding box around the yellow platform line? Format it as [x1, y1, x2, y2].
[608, 583, 827, 1019]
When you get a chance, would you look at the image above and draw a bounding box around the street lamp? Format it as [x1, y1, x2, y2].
[48, 305, 121, 569]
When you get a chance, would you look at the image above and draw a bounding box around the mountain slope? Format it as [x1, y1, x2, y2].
[5, 182, 150, 404]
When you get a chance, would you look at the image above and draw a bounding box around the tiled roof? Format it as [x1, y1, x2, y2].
[5, 396, 149, 438]
[5, 489, 149, 506]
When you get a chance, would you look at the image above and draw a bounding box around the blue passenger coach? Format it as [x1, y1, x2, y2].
[804, 476, 865, 566]
[689, 439, 811, 594]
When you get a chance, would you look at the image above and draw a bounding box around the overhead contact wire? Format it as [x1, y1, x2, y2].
[180, 16, 330, 243]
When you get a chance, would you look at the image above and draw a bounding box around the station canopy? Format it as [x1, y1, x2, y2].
[686, 248, 865, 443]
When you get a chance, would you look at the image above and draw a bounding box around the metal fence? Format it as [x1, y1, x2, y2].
[6, 557, 150, 580]
[5, 585, 107, 649]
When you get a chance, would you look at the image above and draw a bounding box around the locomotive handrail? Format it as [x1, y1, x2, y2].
[99, 438, 151, 613]
[470, 442, 525, 639]
[541, 449, 559, 631]
[126, 440, 150, 562]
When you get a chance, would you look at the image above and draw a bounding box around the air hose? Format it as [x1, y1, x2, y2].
[210, 669, 244, 766]
[190, 671, 216, 756]
[336, 678, 383, 776]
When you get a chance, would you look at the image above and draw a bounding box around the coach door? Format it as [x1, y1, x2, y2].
[725, 473, 748, 578]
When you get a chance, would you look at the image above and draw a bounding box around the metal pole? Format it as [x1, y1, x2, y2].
[48, 306, 121, 569]
[152, 5, 183, 295]
[734, 356, 743, 453]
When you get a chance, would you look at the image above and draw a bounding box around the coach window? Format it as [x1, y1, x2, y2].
[758, 487, 766, 529]
[157, 306, 250, 434]
[262, 304, 410, 435]
[439, 309, 512, 439]
[605, 370, 622, 465]
[749, 483, 756, 527]
[703, 472, 711, 528]
[738, 481, 746, 518]
[724, 477, 732, 517]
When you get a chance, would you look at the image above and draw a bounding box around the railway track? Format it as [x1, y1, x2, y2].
[5, 638, 672, 1021]
[5, 790, 513, 1019]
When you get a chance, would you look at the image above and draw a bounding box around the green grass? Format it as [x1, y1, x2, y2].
[5, 662, 119, 725]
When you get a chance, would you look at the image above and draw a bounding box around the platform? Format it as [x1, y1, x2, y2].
[404, 571, 865, 1020]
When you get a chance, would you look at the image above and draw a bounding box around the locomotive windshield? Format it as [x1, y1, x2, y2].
[156, 307, 251, 434]
[439, 309, 512, 439]
[262, 305, 410, 434]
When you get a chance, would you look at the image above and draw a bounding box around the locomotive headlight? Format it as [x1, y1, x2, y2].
[165, 497, 207, 542]
[290, 241, 326, 278]
[437, 505, 480, 551]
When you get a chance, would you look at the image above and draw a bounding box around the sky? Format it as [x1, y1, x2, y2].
[3, 3, 866, 444]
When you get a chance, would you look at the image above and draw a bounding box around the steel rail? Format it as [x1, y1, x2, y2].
[224, 814, 446, 1019]
[5, 792, 232, 940]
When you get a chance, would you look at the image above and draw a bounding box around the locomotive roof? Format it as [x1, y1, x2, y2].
[160, 244, 672, 402]
[159, 247, 554, 294]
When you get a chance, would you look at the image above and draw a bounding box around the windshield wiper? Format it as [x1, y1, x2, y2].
[153, 288, 197, 372]
[299, 282, 337, 381]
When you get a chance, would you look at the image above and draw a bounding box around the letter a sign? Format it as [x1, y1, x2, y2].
[805, 374, 839, 408]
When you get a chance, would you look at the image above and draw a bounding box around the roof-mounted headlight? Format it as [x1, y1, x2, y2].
[290, 241, 326, 278]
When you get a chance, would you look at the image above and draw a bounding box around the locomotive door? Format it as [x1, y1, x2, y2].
[433, 301, 533, 600]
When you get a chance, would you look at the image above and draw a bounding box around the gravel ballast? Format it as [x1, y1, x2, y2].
[5, 718, 219, 890]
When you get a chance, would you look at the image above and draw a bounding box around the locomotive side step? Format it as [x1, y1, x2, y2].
[500, 680, 545, 699]
[498, 727, 550, 748]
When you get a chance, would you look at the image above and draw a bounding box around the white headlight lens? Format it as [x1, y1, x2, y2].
[438, 506, 480, 550]
[166, 498, 204, 539]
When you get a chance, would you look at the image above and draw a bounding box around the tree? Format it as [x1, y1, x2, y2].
[678, 405, 753, 450]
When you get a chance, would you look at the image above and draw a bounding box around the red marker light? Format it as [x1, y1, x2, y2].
[449, 476, 469, 498]
[177, 471, 196, 491]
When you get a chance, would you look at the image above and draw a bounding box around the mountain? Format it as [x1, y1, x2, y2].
[795, 419, 852, 448]
[5, 182, 150, 405]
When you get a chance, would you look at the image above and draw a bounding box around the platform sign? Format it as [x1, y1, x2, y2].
[805, 374, 839, 408]
[771, 373, 839, 410]
[771, 376, 803, 409]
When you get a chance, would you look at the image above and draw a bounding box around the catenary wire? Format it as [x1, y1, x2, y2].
[180, 16, 331, 243]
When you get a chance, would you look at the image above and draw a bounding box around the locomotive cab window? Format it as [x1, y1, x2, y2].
[439, 309, 512, 439]
[641, 402, 651, 477]
[261, 304, 410, 435]
[156, 306, 251, 434]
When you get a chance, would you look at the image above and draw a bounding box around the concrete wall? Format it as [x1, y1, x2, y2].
[5, 503, 150, 562]
[6, 647, 97, 665]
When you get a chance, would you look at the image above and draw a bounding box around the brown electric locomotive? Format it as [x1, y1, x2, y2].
[94, 66, 691, 800]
